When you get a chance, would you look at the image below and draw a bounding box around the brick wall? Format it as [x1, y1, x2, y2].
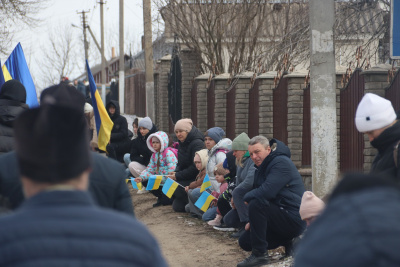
[234, 72, 253, 136]
[257, 72, 276, 138]
[214, 74, 230, 131]
[156, 55, 172, 132]
[194, 74, 210, 132]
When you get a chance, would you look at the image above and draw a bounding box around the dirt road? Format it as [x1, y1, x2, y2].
[129, 185, 294, 267]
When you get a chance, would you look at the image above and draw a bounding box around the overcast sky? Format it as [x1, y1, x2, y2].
[7, 0, 147, 89]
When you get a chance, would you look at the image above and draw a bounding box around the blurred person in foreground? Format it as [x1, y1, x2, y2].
[0, 91, 167, 266]
[299, 191, 325, 227]
[295, 173, 400, 267]
[0, 84, 133, 215]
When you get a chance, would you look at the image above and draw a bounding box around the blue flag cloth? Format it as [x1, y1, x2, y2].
[0, 60, 5, 89]
[4, 43, 38, 107]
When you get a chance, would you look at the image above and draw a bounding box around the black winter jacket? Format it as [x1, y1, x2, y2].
[106, 100, 129, 144]
[0, 99, 28, 155]
[244, 139, 305, 218]
[175, 126, 205, 186]
[129, 124, 157, 166]
[0, 151, 134, 215]
[370, 121, 400, 182]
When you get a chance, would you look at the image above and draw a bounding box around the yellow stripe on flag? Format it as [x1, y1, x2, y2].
[165, 181, 178, 198]
[200, 195, 214, 212]
[2, 65, 11, 81]
[154, 175, 163, 189]
[94, 90, 113, 151]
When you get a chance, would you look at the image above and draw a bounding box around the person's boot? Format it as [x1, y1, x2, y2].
[237, 250, 269, 267]
[152, 198, 162, 207]
[231, 226, 246, 239]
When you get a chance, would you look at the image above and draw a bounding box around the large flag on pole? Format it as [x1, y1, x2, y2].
[2, 43, 38, 107]
[0, 60, 5, 88]
[86, 59, 113, 151]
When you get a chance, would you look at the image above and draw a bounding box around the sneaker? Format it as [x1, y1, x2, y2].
[237, 252, 269, 267]
[137, 188, 148, 194]
[207, 214, 223, 226]
[213, 224, 236, 232]
[231, 226, 245, 239]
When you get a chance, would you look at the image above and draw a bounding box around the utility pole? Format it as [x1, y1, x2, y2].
[119, 0, 125, 113]
[99, 1, 106, 104]
[309, 0, 338, 197]
[77, 10, 90, 80]
[143, 0, 154, 119]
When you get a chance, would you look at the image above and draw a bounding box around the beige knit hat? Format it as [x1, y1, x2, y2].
[299, 191, 325, 220]
[175, 118, 193, 132]
[195, 149, 209, 170]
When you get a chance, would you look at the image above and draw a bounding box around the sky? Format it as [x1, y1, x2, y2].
[7, 0, 149, 90]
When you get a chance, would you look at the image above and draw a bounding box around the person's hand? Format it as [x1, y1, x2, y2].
[210, 199, 217, 207]
[168, 172, 176, 181]
[231, 198, 236, 209]
[185, 186, 189, 193]
[245, 222, 250, 231]
[134, 177, 142, 183]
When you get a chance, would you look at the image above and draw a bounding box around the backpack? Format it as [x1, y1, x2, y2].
[152, 147, 178, 163]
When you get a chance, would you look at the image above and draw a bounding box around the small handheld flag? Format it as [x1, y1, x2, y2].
[200, 174, 212, 193]
[162, 178, 179, 198]
[126, 178, 143, 190]
[146, 175, 163, 190]
[195, 191, 216, 212]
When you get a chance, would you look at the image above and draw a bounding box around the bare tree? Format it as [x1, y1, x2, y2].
[38, 25, 78, 88]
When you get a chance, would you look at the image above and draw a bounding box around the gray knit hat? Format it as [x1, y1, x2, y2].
[232, 132, 250, 151]
[138, 116, 153, 130]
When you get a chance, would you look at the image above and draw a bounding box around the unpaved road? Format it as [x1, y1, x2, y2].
[129, 185, 294, 267]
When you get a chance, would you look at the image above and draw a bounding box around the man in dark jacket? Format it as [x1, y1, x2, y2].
[106, 100, 130, 162]
[128, 116, 157, 177]
[237, 136, 305, 267]
[0, 80, 29, 155]
[355, 93, 400, 181]
[0, 92, 166, 266]
[295, 173, 400, 267]
[168, 118, 205, 212]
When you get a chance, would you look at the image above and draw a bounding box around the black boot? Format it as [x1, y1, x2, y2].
[152, 198, 162, 208]
[237, 251, 269, 267]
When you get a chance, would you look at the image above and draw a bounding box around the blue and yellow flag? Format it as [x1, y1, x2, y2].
[200, 174, 212, 193]
[86, 60, 113, 151]
[126, 178, 143, 190]
[0, 60, 4, 88]
[162, 178, 179, 198]
[2, 43, 38, 107]
[195, 191, 216, 212]
[146, 175, 163, 190]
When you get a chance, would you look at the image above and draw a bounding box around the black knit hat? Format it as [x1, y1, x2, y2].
[14, 94, 91, 183]
[40, 83, 85, 111]
[0, 79, 26, 103]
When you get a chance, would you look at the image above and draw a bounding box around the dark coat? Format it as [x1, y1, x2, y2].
[129, 123, 157, 166]
[0, 99, 28, 155]
[370, 121, 400, 181]
[175, 126, 205, 186]
[294, 187, 400, 267]
[0, 151, 134, 215]
[0, 190, 166, 267]
[244, 139, 305, 218]
[106, 100, 129, 144]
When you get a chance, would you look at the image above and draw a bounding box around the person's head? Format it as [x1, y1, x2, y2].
[232, 132, 250, 166]
[204, 127, 225, 150]
[174, 118, 193, 142]
[355, 93, 397, 142]
[299, 191, 325, 227]
[14, 86, 92, 198]
[0, 79, 27, 103]
[108, 103, 116, 115]
[138, 117, 153, 137]
[194, 149, 209, 171]
[150, 136, 161, 152]
[133, 118, 139, 135]
[248, 136, 271, 166]
[223, 151, 237, 178]
[214, 163, 227, 183]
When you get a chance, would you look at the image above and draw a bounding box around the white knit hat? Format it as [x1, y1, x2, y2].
[299, 191, 325, 220]
[355, 93, 396, 133]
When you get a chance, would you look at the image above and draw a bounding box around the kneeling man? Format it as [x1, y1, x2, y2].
[237, 136, 305, 267]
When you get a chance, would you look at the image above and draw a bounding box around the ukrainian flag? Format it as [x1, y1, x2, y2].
[195, 191, 216, 212]
[146, 175, 163, 190]
[200, 174, 212, 193]
[162, 178, 179, 198]
[86, 60, 113, 151]
[0, 60, 5, 88]
[126, 178, 143, 190]
[2, 43, 38, 107]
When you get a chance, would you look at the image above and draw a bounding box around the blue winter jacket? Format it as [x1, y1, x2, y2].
[0, 190, 167, 267]
[244, 139, 305, 217]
